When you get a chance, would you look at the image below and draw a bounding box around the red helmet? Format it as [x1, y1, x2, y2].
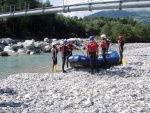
[119, 35, 123, 39]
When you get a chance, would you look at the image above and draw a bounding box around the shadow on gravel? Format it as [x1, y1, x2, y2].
[0, 87, 17, 95]
[0, 102, 28, 108]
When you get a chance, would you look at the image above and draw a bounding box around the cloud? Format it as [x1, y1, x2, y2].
[50, 0, 63, 6]
[62, 11, 97, 18]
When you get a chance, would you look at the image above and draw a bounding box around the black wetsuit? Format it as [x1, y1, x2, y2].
[101, 48, 108, 66]
[118, 40, 124, 63]
[66, 50, 72, 68]
[51, 47, 58, 70]
[89, 52, 98, 74]
[61, 45, 67, 72]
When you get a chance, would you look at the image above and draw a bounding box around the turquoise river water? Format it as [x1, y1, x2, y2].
[0, 50, 84, 79]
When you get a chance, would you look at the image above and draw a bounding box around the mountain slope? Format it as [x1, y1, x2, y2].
[88, 10, 150, 24]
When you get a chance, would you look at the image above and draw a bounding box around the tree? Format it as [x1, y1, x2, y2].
[101, 24, 112, 39]
[111, 24, 133, 42]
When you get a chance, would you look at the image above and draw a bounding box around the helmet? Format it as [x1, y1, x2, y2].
[119, 35, 123, 39]
[89, 36, 94, 40]
[101, 34, 106, 38]
[63, 39, 67, 44]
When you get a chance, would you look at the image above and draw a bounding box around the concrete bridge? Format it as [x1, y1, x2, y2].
[0, 0, 150, 18]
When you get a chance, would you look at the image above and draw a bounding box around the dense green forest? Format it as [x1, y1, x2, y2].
[0, 0, 150, 42]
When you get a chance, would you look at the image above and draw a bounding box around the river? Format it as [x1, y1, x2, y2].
[0, 50, 85, 79]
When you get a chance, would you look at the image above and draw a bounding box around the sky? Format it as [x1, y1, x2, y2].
[43, 0, 150, 18]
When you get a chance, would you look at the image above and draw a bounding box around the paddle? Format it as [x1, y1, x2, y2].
[72, 44, 86, 56]
[122, 57, 127, 66]
[79, 49, 86, 56]
[53, 65, 56, 73]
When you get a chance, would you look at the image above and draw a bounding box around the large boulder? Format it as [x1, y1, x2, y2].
[44, 45, 51, 52]
[52, 39, 57, 42]
[17, 48, 26, 55]
[17, 42, 24, 48]
[0, 38, 16, 45]
[12, 44, 19, 52]
[23, 39, 35, 50]
[4, 46, 17, 56]
[34, 41, 43, 49]
[43, 37, 49, 43]
[4, 46, 14, 52]
[41, 44, 51, 52]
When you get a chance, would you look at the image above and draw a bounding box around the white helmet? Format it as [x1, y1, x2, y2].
[101, 34, 106, 38]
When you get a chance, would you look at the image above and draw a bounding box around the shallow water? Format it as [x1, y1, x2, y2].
[0, 50, 85, 79]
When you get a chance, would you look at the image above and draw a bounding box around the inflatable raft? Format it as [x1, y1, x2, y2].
[68, 50, 119, 68]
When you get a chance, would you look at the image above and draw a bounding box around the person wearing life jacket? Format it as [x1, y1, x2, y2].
[100, 34, 109, 68]
[86, 36, 99, 74]
[59, 39, 68, 73]
[66, 40, 74, 68]
[51, 42, 58, 72]
[118, 35, 125, 63]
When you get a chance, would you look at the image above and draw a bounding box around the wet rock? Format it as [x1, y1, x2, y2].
[0, 51, 8, 56]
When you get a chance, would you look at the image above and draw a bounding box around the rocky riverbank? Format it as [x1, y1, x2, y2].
[0, 37, 83, 56]
[0, 43, 150, 112]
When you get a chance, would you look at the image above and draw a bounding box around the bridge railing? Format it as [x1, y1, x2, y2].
[0, 2, 53, 14]
[1, 0, 150, 14]
[0, 0, 150, 18]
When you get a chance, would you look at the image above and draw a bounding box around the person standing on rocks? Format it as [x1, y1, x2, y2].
[86, 36, 99, 74]
[100, 34, 109, 68]
[66, 40, 74, 68]
[59, 39, 68, 73]
[51, 43, 58, 72]
[118, 35, 125, 64]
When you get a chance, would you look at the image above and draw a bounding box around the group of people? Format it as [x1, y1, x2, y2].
[51, 39, 74, 73]
[51, 34, 124, 74]
[86, 34, 124, 74]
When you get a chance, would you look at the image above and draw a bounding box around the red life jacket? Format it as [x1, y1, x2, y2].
[87, 41, 98, 52]
[67, 43, 73, 51]
[100, 39, 109, 48]
[59, 45, 66, 53]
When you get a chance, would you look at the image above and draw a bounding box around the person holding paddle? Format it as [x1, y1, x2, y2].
[51, 42, 58, 72]
[118, 35, 125, 64]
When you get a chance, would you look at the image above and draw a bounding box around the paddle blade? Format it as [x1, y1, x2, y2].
[122, 57, 127, 66]
[53, 65, 56, 73]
